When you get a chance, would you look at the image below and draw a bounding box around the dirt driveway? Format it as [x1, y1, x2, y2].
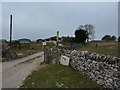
[2, 52, 44, 88]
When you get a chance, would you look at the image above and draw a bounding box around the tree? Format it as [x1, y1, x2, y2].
[77, 24, 95, 42]
[111, 36, 116, 41]
[118, 36, 120, 42]
[102, 35, 117, 41]
[102, 35, 111, 41]
[78, 25, 85, 30]
[84, 24, 95, 42]
[74, 29, 88, 43]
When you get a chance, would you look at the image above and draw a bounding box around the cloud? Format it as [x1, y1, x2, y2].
[0, 3, 2, 39]
[2, 2, 118, 40]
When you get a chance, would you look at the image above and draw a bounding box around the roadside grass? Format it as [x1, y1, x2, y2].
[21, 64, 103, 88]
[2, 43, 42, 62]
[18, 56, 42, 65]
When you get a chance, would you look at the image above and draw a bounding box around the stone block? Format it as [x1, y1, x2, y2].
[60, 55, 70, 66]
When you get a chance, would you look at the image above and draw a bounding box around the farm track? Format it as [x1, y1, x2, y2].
[2, 52, 44, 88]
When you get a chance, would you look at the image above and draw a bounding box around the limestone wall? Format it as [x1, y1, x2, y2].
[60, 49, 120, 89]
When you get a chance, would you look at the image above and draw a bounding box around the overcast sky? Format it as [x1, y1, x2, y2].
[2, 2, 118, 40]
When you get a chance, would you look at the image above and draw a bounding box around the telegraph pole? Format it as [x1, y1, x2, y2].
[10, 15, 12, 46]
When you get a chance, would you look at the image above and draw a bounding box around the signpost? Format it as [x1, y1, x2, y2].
[43, 42, 47, 62]
[56, 31, 59, 64]
[56, 31, 59, 47]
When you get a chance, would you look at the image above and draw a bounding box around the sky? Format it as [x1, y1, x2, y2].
[0, 2, 2, 40]
[1, 2, 118, 41]
[118, 1, 120, 36]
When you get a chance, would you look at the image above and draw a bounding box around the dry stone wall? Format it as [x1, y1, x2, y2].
[59, 49, 120, 90]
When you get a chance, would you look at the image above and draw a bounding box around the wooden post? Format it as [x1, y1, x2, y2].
[56, 31, 59, 64]
[56, 31, 59, 47]
[43, 42, 47, 62]
[10, 15, 12, 46]
[44, 45, 46, 63]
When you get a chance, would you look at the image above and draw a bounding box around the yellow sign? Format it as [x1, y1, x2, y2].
[56, 31, 59, 46]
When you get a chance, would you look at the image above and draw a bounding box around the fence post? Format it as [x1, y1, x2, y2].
[43, 42, 47, 63]
[56, 31, 59, 64]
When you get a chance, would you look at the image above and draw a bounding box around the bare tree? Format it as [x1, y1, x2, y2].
[78, 25, 85, 30]
[84, 24, 95, 42]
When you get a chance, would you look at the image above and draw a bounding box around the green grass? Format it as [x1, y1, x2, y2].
[2, 43, 42, 62]
[61, 42, 72, 47]
[14, 44, 42, 56]
[21, 64, 103, 88]
[18, 56, 42, 65]
[75, 41, 119, 57]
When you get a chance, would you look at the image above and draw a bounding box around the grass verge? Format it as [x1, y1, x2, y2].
[21, 64, 103, 88]
[18, 56, 42, 65]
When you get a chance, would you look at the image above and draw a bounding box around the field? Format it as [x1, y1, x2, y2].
[77, 41, 119, 57]
[2, 40, 119, 62]
[62, 40, 119, 58]
[21, 64, 103, 88]
[2, 43, 42, 62]
[14, 44, 42, 57]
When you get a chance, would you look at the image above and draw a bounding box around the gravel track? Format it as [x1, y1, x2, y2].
[2, 52, 44, 88]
